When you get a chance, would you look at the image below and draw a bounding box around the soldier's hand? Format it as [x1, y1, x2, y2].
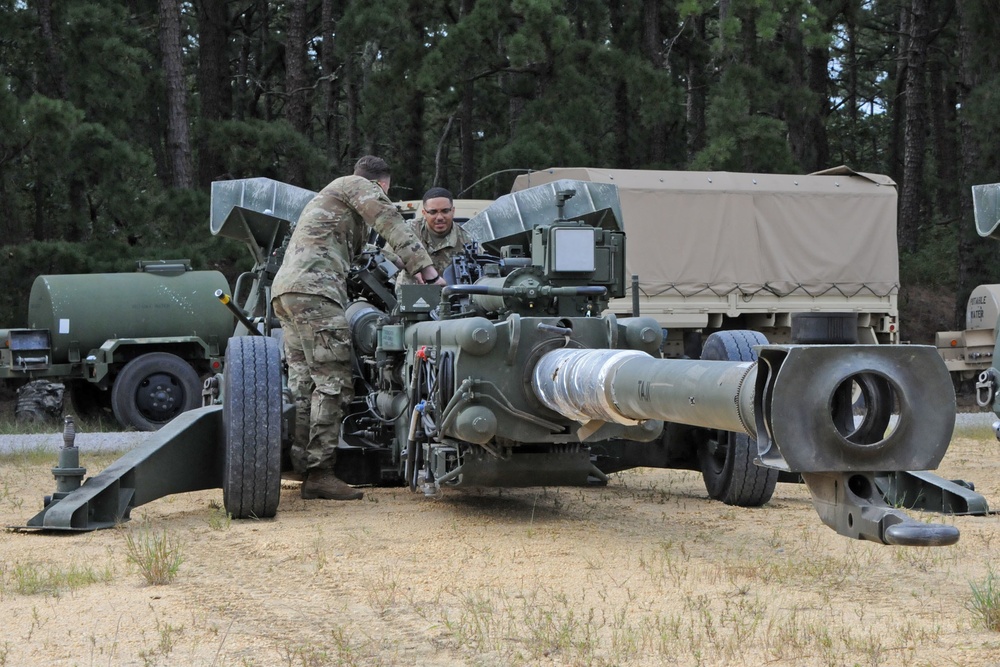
[418, 266, 446, 286]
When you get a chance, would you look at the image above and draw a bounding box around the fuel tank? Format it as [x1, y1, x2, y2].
[28, 269, 234, 363]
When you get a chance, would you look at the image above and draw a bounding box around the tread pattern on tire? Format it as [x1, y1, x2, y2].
[699, 330, 778, 507]
[223, 336, 282, 519]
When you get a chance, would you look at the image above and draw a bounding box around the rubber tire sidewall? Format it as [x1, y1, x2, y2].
[697, 330, 778, 507]
[223, 336, 283, 520]
[110, 352, 201, 431]
[66, 379, 112, 420]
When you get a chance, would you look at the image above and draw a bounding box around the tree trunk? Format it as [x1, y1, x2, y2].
[609, 1, 631, 167]
[928, 3, 958, 230]
[32, 178, 46, 242]
[35, 0, 69, 99]
[887, 1, 908, 188]
[898, 0, 931, 254]
[784, 16, 812, 169]
[321, 0, 341, 171]
[459, 0, 476, 192]
[460, 79, 474, 193]
[686, 13, 707, 160]
[805, 43, 831, 171]
[845, 3, 859, 163]
[284, 0, 308, 185]
[345, 59, 360, 160]
[401, 91, 425, 195]
[196, 0, 230, 186]
[159, 0, 194, 189]
[929, 49, 957, 223]
[642, 0, 667, 165]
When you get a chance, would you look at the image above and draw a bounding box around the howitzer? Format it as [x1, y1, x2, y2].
[19, 179, 973, 547]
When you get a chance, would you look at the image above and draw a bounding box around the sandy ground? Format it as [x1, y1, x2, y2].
[1, 429, 999, 667]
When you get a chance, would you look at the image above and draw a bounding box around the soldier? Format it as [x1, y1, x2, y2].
[271, 156, 445, 500]
[385, 187, 474, 290]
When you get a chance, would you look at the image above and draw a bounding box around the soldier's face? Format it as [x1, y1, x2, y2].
[423, 197, 454, 234]
[377, 177, 391, 194]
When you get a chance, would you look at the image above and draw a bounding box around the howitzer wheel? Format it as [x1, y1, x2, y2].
[111, 352, 201, 430]
[698, 330, 778, 507]
[223, 336, 283, 519]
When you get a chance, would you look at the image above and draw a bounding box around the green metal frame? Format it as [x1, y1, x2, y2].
[19, 406, 224, 531]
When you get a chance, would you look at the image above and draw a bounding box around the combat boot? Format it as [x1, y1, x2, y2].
[301, 470, 363, 500]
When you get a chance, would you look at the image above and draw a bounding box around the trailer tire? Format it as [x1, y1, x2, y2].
[697, 330, 778, 507]
[222, 336, 282, 520]
[111, 352, 202, 431]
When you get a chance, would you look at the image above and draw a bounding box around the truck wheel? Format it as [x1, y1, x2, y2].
[222, 336, 282, 520]
[15, 380, 66, 424]
[66, 380, 112, 420]
[111, 352, 202, 431]
[697, 330, 778, 507]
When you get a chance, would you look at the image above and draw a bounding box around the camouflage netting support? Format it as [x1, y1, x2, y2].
[15, 380, 66, 424]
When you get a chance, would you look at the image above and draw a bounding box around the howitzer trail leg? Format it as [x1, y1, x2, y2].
[801, 472, 959, 546]
[17, 406, 225, 531]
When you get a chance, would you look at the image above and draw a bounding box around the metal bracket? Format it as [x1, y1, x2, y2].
[875, 470, 991, 515]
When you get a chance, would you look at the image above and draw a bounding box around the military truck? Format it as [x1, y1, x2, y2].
[21, 176, 979, 549]
[0, 260, 234, 430]
[933, 185, 1000, 392]
[510, 167, 900, 358]
[956, 183, 1000, 414]
[935, 285, 1000, 387]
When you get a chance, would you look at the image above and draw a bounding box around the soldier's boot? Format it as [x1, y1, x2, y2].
[301, 470, 363, 501]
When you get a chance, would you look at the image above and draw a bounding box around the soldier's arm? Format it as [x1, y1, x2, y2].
[349, 183, 434, 275]
[380, 244, 404, 270]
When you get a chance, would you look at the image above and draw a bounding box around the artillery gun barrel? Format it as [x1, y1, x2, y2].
[532, 349, 756, 435]
[532, 345, 956, 475]
[532, 345, 961, 546]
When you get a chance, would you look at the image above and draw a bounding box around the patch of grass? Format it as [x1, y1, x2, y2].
[0, 447, 68, 466]
[968, 569, 1000, 631]
[206, 500, 232, 531]
[3, 560, 114, 596]
[441, 586, 601, 664]
[121, 524, 184, 585]
[0, 479, 24, 511]
[0, 411, 121, 435]
[0, 446, 126, 467]
[362, 563, 400, 617]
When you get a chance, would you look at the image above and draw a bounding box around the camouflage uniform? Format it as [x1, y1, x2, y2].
[271, 175, 434, 474]
[385, 216, 474, 289]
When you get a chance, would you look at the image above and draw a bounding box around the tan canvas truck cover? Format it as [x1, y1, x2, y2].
[511, 166, 900, 346]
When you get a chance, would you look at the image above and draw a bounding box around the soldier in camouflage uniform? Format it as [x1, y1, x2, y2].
[384, 187, 474, 290]
[271, 156, 445, 500]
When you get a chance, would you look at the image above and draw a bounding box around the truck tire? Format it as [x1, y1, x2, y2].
[111, 352, 202, 431]
[15, 380, 66, 424]
[697, 330, 778, 507]
[222, 336, 282, 520]
[66, 380, 112, 421]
